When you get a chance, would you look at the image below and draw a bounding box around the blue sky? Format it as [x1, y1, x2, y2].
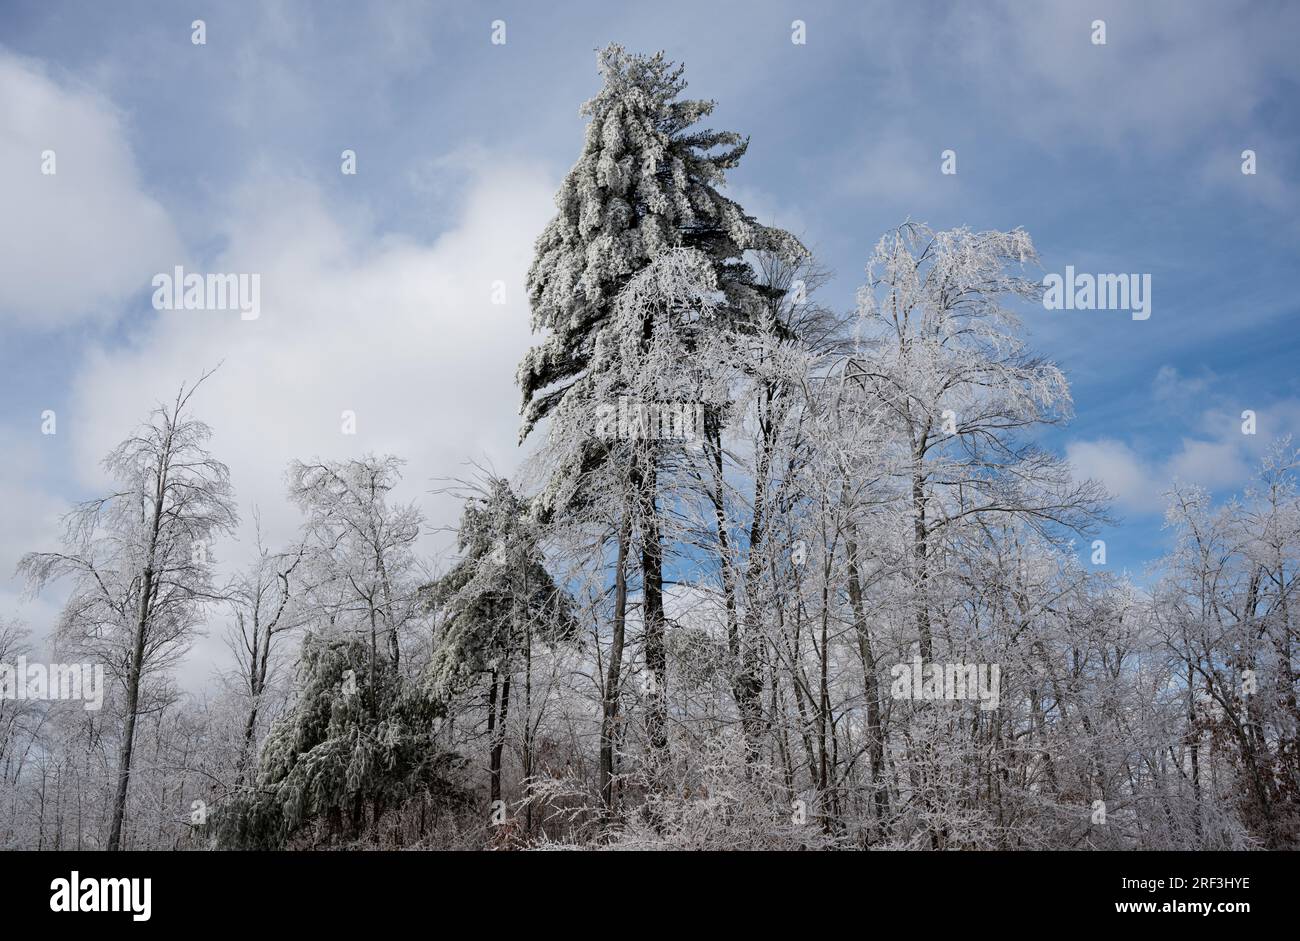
[2, 0, 1299, 682]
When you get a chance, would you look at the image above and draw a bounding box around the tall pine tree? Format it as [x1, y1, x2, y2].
[518, 44, 801, 770]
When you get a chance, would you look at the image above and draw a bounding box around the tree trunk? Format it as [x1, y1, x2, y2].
[911, 466, 933, 660]
[108, 447, 170, 852]
[487, 670, 511, 807]
[107, 603, 148, 851]
[735, 398, 775, 755]
[640, 458, 668, 756]
[600, 512, 632, 810]
[522, 611, 534, 835]
[236, 638, 269, 787]
[846, 536, 891, 839]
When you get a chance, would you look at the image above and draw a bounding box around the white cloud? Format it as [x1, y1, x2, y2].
[0, 437, 71, 641]
[55, 161, 555, 689]
[0, 52, 182, 328]
[1166, 438, 1250, 491]
[1152, 364, 1212, 405]
[1068, 399, 1300, 517]
[1067, 434, 1257, 516]
[1068, 358, 1300, 518]
[1066, 438, 1162, 513]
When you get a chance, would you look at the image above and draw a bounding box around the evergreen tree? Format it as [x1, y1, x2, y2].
[518, 43, 802, 764]
[215, 634, 470, 849]
[519, 43, 800, 438]
[426, 477, 576, 812]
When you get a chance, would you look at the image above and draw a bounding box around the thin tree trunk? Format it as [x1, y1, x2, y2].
[640, 458, 667, 755]
[486, 669, 511, 808]
[107, 612, 147, 851]
[911, 464, 933, 660]
[846, 535, 890, 839]
[736, 393, 776, 755]
[108, 443, 171, 852]
[600, 512, 632, 810]
[491, 675, 511, 808]
[522, 611, 534, 836]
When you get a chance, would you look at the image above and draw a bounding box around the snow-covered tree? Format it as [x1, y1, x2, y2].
[222, 519, 309, 784]
[215, 632, 470, 849]
[18, 376, 237, 850]
[426, 476, 576, 812]
[286, 455, 424, 673]
[852, 222, 1107, 659]
[518, 43, 800, 440]
[519, 44, 803, 771]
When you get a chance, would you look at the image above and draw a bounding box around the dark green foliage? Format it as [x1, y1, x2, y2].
[425, 478, 576, 697]
[215, 634, 471, 849]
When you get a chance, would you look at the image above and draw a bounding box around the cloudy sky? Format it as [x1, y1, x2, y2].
[2, 0, 1298, 689]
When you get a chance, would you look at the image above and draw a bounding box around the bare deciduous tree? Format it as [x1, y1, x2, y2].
[19, 374, 237, 850]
